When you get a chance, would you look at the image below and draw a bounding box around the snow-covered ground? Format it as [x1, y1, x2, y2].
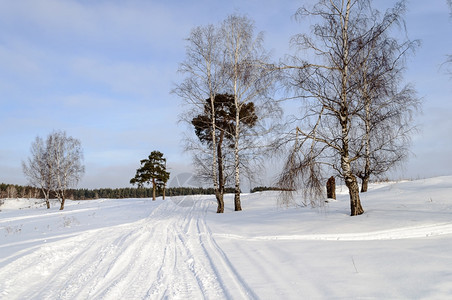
[1, 176, 452, 299]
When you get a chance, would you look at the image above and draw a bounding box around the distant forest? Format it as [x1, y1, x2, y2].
[0, 183, 285, 200]
[0, 183, 243, 200]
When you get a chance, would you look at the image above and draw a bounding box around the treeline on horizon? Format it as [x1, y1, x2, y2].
[0, 183, 284, 200]
[67, 186, 239, 200]
[0, 183, 287, 200]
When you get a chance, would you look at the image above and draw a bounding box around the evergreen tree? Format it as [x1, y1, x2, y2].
[192, 93, 257, 212]
[130, 151, 170, 200]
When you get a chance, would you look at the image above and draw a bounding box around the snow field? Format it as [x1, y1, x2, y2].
[1, 176, 452, 299]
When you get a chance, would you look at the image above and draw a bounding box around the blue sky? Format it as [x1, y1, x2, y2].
[0, 0, 451, 189]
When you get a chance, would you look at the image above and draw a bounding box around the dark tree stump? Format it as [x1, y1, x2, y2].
[326, 176, 336, 199]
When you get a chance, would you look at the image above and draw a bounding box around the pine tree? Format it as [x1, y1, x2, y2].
[130, 151, 170, 200]
[192, 93, 257, 212]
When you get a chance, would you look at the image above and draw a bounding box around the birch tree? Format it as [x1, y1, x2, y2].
[176, 16, 277, 212]
[191, 93, 258, 204]
[173, 24, 226, 213]
[23, 131, 84, 210]
[280, 0, 369, 215]
[350, 8, 420, 192]
[279, 0, 420, 214]
[48, 131, 85, 210]
[23, 136, 54, 208]
[221, 14, 276, 211]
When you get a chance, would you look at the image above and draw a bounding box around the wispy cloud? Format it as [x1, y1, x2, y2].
[0, 0, 450, 188]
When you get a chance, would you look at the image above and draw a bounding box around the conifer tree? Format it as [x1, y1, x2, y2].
[130, 151, 170, 200]
[192, 93, 257, 212]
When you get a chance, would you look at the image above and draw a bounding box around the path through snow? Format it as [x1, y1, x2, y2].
[1, 177, 452, 299]
[0, 196, 257, 299]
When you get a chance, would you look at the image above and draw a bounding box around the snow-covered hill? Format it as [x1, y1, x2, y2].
[1, 176, 452, 299]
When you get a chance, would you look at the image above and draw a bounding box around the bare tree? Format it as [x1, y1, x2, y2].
[221, 14, 277, 211]
[174, 24, 226, 213]
[347, 2, 420, 192]
[48, 131, 85, 210]
[176, 16, 278, 212]
[6, 185, 17, 199]
[22, 136, 54, 209]
[23, 131, 84, 210]
[278, 0, 417, 215]
[278, 0, 368, 215]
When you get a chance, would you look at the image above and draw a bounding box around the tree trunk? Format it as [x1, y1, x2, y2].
[163, 185, 166, 200]
[233, 82, 242, 211]
[362, 85, 371, 194]
[361, 176, 369, 193]
[234, 140, 242, 211]
[340, 0, 363, 216]
[152, 178, 156, 200]
[326, 176, 336, 199]
[210, 92, 224, 213]
[346, 174, 364, 216]
[215, 191, 224, 213]
[216, 131, 225, 213]
[341, 136, 364, 216]
[234, 187, 241, 211]
[233, 132, 242, 211]
[342, 142, 364, 216]
[42, 188, 50, 209]
[59, 195, 65, 210]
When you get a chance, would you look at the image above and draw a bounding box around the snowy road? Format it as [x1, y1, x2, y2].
[1, 177, 452, 299]
[0, 196, 258, 299]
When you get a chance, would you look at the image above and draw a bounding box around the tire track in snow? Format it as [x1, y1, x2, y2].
[92, 199, 214, 299]
[144, 218, 205, 299]
[0, 202, 163, 299]
[186, 198, 259, 300]
[0, 198, 239, 299]
[82, 225, 161, 299]
[1, 217, 162, 299]
[145, 196, 228, 299]
[214, 222, 452, 241]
